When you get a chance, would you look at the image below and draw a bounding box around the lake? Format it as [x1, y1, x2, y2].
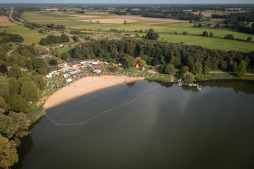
[14, 80, 254, 169]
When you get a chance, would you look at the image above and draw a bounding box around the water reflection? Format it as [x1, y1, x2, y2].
[14, 80, 254, 169]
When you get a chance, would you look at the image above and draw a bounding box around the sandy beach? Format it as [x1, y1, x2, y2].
[43, 76, 145, 109]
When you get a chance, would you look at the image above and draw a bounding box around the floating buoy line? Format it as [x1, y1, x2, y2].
[45, 85, 160, 126]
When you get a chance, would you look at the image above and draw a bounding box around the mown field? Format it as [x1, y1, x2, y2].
[0, 25, 74, 45]
[16, 11, 254, 52]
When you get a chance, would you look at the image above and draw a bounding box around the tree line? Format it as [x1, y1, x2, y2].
[110, 9, 203, 22]
[71, 38, 254, 75]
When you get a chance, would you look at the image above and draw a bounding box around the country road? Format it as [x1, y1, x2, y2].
[9, 8, 24, 25]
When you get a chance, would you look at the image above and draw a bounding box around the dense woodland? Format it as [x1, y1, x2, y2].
[72, 38, 254, 74]
[110, 9, 203, 22]
[0, 41, 48, 168]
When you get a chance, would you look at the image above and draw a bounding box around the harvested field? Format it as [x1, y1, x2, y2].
[81, 18, 138, 24]
[112, 15, 189, 23]
[0, 16, 16, 26]
[72, 15, 99, 18]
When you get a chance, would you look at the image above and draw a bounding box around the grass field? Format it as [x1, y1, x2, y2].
[158, 34, 254, 52]
[17, 11, 254, 52]
[57, 47, 73, 55]
[0, 25, 74, 45]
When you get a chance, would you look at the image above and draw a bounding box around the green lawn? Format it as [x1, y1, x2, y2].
[57, 47, 73, 55]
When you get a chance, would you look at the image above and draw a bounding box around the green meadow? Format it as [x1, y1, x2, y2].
[17, 11, 254, 52]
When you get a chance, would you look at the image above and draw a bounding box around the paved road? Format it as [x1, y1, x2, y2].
[9, 8, 24, 25]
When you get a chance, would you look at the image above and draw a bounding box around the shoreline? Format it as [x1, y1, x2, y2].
[43, 76, 145, 109]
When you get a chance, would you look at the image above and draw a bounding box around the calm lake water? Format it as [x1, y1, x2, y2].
[14, 80, 254, 169]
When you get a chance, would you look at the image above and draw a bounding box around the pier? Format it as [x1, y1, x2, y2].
[178, 78, 201, 90]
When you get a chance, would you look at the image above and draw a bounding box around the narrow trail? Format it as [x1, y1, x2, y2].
[46, 85, 160, 126]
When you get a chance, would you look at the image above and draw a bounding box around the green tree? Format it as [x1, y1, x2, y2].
[0, 76, 9, 97]
[247, 37, 252, 42]
[235, 61, 246, 78]
[31, 58, 48, 70]
[145, 29, 159, 40]
[0, 134, 18, 169]
[193, 62, 203, 75]
[182, 31, 188, 35]
[181, 66, 189, 74]
[111, 66, 119, 72]
[20, 81, 39, 102]
[7, 95, 29, 112]
[224, 34, 234, 40]
[141, 55, 148, 63]
[7, 67, 22, 79]
[122, 56, 135, 69]
[152, 58, 159, 66]
[203, 65, 209, 74]
[138, 60, 146, 68]
[8, 78, 20, 96]
[202, 31, 209, 37]
[209, 32, 214, 37]
[32, 75, 46, 90]
[165, 64, 175, 75]
[0, 96, 9, 111]
[0, 64, 8, 75]
[183, 72, 194, 83]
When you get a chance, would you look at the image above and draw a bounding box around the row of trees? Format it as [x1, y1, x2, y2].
[72, 38, 254, 75]
[39, 34, 70, 45]
[128, 9, 203, 21]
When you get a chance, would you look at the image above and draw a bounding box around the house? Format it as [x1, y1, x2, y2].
[135, 63, 139, 68]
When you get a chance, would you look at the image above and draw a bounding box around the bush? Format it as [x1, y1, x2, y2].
[247, 37, 252, 42]
[224, 34, 234, 40]
[202, 31, 209, 37]
[182, 31, 188, 35]
[209, 32, 214, 37]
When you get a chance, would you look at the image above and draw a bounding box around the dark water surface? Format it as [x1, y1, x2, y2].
[14, 80, 254, 169]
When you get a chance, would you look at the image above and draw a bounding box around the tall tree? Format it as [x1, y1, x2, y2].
[0, 64, 8, 75]
[20, 81, 39, 102]
[122, 56, 135, 69]
[7, 67, 22, 79]
[235, 61, 246, 78]
[165, 64, 175, 75]
[183, 72, 194, 83]
[32, 75, 46, 90]
[0, 76, 9, 97]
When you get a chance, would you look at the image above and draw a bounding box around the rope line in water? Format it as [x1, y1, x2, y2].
[46, 85, 160, 126]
